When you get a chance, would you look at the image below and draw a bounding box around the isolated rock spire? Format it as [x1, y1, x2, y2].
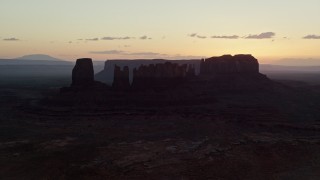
[72, 58, 94, 87]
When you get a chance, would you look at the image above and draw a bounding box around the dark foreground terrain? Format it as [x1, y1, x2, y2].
[1, 68, 320, 179]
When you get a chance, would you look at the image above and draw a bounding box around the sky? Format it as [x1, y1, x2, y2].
[0, 0, 320, 63]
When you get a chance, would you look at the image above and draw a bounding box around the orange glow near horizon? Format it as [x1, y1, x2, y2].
[1, 0, 320, 64]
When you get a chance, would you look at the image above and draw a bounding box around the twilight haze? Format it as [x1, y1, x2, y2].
[0, 0, 320, 63]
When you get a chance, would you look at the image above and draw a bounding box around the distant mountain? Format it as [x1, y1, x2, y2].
[15, 54, 65, 61]
[0, 54, 73, 65]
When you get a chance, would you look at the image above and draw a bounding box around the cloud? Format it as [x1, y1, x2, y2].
[86, 38, 99, 41]
[90, 50, 125, 54]
[245, 32, 275, 39]
[189, 32, 276, 40]
[101, 36, 133, 40]
[303, 35, 320, 39]
[3, 37, 20, 41]
[140, 36, 147, 40]
[211, 35, 239, 39]
[101, 37, 117, 40]
[196, 35, 207, 39]
[140, 35, 152, 40]
[82, 35, 152, 41]
[90, 50, 165, 56]
[130, 52, 163, 56]
[167, 54, 205, 60]
[188, 33, 207, 39]
[188, 33, 197, 37]
[89, 50, 204, 60]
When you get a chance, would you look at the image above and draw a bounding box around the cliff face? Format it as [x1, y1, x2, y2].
[132, 62, 194, 89]
[133, 62, 188, 78]
[200, 55, 259, 75]
[112, 65, 130, 90]
[187, 64, 196, 77]
[72, 58, 94, 87]
[95, 59, 200, 85]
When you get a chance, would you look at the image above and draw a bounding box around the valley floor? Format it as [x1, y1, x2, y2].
[1, 86, 320, 180]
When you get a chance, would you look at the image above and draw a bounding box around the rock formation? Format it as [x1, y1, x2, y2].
[197, 55, 272, 92]
[112, 65, 130, 90]
[63, 54, 271, 93]
[61, 58, 109, 93]
[132, 62, 191, 89]
[95, 59, 200, 85]
[133, 62, 188, 78]
[186, 64, 196, 77]
[72, 58, 94, 87]
[200, 54, 259, 76]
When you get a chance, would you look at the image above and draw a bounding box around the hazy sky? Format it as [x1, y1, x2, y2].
[0, 0, 320, 62]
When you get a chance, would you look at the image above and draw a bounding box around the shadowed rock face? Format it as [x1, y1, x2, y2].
[133, 62, 188, 78]
[112, 65, 130, 90]
[200, 55, 259, 75]
[95, 59, 201, 85]
[187, 64, 196, 77]
[72, 58, 94, 87]
[132, 62, 192, 89]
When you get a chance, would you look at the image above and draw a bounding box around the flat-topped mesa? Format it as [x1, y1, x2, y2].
[112, 65, 130, 90]
[72, 58, 94, 87]
[132, 62, 193, 89]
[200, 54, 259, 76]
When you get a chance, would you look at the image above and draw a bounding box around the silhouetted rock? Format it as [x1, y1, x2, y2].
[133, 62, 188, 79]
[60, 58, 110, 93]
[61, 54, 274, 96]
[112, 65, 130, 90]
[72, 58, 94, 87]
[200, 54, 259, 75]
[95, 59, 201, 85]
[56, 55, 283, 107]
[132, 62, 190, 90]
[187, 64, 196, 77]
